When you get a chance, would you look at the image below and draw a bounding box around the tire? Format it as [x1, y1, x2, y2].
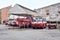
[29, 24, 32, 28]
[39, 27, 43, 29]
[18, 25, 22, 29]
[36, 27, 40, 29]
[32, 27, 35, 29]
[54, 26, 57, 29]
[43, 27, 46, 29]
[48, 27, 51, 29]
[5, 23, 8, 25]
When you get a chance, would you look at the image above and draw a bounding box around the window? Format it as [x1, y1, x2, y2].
[58, 6, 60, 10]
[46, 13, 49, 15]
[46, 10, 49, 12]
[33, 18, 43, 22]
[34, 18, 42, 22]
[58, 11, 60, 14]
[58, 6, 60, 14]
[45, 9, 50, 15]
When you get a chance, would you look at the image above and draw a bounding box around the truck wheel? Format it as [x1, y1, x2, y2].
[40, 27, 43, 29]
[54, 26, 57, 29]
[19, 26, 21, 28]
[36, 27, 40, 29]
[32, 27, 35, 29]
[5, 23, 8, 25]
[43, 27, 46, 29]
[29, 24, 31, 28]
[18, 25, 21, 29]
[48, 27, 51, 29]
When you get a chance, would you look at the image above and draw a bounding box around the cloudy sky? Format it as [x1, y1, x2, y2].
[0, 0, 60, 9]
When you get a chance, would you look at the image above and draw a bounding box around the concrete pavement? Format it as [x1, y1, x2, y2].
[0, 24, 60, 40]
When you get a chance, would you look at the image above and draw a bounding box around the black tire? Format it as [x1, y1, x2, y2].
[48, 27, 51, 29]
[54, 26, 57, 29]
[29, 24, 32, 28]
[43, 27, 46, 29]
[5, 23, 8, 25]
[18, 25, 22, 29]
[36, 27, 40, 29]
[32, 27, 35, 29]
[39, 27, 44, 29]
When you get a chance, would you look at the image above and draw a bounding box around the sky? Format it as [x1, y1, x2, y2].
[0, 0, 60, 9]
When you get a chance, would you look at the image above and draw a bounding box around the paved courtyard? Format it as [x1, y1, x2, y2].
[0, 24, 60, 40]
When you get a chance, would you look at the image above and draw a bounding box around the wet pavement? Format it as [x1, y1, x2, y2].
[0, 24, 60, 40]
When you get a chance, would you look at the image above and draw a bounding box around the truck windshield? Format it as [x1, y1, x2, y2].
[33, 18, 42, 22]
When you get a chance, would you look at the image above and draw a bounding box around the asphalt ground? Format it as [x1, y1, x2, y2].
[0, 24, 60, 40]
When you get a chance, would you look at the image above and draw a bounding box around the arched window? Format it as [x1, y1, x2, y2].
[45, 9, 50, 15]
[58, 6, 60, 14]
[46, 13, 49, 15]
[58, 11, 60, 14]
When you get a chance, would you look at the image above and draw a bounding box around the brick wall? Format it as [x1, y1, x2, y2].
[1, 6, 11, 24]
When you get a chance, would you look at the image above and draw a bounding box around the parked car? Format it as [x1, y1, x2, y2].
[31, 17, 47, 29]
[47, 21, 57, 29]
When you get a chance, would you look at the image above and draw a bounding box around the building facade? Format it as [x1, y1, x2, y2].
[8, 4, 39, 19]
[35, 3, 60, 21]
[0, 6, 11, 24]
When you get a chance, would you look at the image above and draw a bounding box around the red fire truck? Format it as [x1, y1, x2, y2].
[31, 17, 47, 29]
[46, 14, 57, 29]
[7, 16, 47, 29]
[16, 16, 32, 28]
[47, 21, 57, 29]
[13, 16, 47, 29]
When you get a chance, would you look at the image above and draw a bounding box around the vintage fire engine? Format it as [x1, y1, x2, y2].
[16, 16, 33, 28]
[31, 17, 47, 29]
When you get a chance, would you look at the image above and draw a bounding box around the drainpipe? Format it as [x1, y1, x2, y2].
[56, 14, 58, 29]
[0, 9, 1, 24]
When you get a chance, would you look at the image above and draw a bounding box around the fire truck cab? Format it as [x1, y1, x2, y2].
[16, 16, 32, 28]
[31, 17, 47, 29]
